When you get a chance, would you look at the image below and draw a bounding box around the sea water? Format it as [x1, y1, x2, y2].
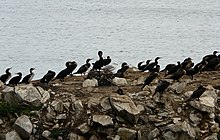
[0, 0, 220, 79]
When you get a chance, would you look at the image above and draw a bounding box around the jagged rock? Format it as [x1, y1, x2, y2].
[168, 124, 183, 132]
[181, 121, 196, 139]
[92, 115, 114, 126]
[142, 85, 156, 94]
[0, 119, 3, 125]
[0, 81, 4, 88]
[148, 128, 160, 140]
[2, 87, 21, 106]
[109, 95, 140, 124]
[97, 127, 114, 135]
[36, 86, 50, 103]
[42, 130, 51, 139]
[51, 99, 64, 113]
[46, 106, 56, 120]
[189, 112, 202, 125]
[211, 123, 220, 133]
[5, 130, 22, 140]
[56, 114, 67, 120]
[100, 97, 111, 111]
[74, 100, 84, 111]
[136, 76, 145, 85]
[13, 115, 33, 139]
[170, 82, 187, 94]
[87, 97, 101, 108]
[117, 128, 137, 140]
[63, 102, 70, 111]
[76, 123, 91, 134]
[82, 78, 98, 87]
[68, 133, 85, 140]
[113, 135, 120, 140]
[112, 77, 128, 86]
[162, 131, 178, 140]
[204, 133, 218, 140]
[190, 96, 215, 113]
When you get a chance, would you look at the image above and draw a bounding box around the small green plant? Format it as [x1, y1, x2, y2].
[0, 100, 41, 116]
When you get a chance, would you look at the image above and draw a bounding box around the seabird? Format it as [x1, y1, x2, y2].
[21, 68, 35, 84]
[8, 72, 22, 86]
[40, 70, 56, 85]
[0, 67, 12, 84]
[74, 58, 92, 75]
[92, 51, 104, 70]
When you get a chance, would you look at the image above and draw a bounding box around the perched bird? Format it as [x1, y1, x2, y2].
[152, 65, 160, 72]
[161, 63, 176, 72]
[102, 63, 117, 72]
[102, 56, 111, 66]
[114, 62, 129, 78]
[21, 68, 35, 84]
[204, 57, 220, 71]
[193, 60, 208, 73]
[143, 57, 161, 72]
[168, 68, 186, 82]
[202, 51, 219, 62]
[138, 59, 151, 71]
[189, 85, 206, 101]
[92, 51, 104, 70]
[66, 61, 77, 76]
[74, 58, 92, 75]
[181, 57, 194, 70]
[0, 67, 12, 84]
[54, 68, 72, 82]
[153, 80, 170, 96]
[166, 61, 181, 76]
[8, 72, 22, 86]
[40, 70, 56, 85]
[142, 72, 159, 89]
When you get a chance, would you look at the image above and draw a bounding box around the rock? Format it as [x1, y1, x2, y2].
[82, 78, 98, 87]
[162, 131, 178, 140]
[97, 127, 114, 135]
[87, 97, 101, 109]
[0, 119, 3, 125]
[14, 115, 33, 139]
[148, 128, 160, 140]
[5, 130, 22, 140]
[0, 81, 4, 88]
[136, 76, 145, 85]
[190, 97, 215, 113]
[42, 130, 51, 139]
[109, 95, 140, 124]
[189, 112, 202, 125]
[46, 106, 56, 120]
[204, 133, 218, 140]
[68, 133, 85, 140]
[76, 123, 91, 134]
[100, 97, 111, 111]
[181, 121, 196, 139]
[51, 99, 64, 113]
[56, 114, 67, 120]
[170, 82, 187, 94]
[0, 92, 2, 100]
[74, 100, 84, 111]
[117, 127, 137, 140]
[211, 123, 220, 133]
[112, 77, 128, 86]
[92, 115, 114, 126]
[2, 87, 21, 106]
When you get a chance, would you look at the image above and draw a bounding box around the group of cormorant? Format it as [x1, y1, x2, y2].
[140, 50, 220, 99]
[0, 50, 219, 101]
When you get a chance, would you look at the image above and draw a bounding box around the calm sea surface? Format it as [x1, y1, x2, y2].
[0, 0, 220, 79]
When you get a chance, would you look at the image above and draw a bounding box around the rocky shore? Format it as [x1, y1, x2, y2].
[0, 67, 220, 140]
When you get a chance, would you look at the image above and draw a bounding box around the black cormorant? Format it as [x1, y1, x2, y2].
[161, 63, 176, 72]
[144, 57, 161, 72]
[142, 72, 159, 89]
[166, 61, 181, 76]
[40, 70, 56, 85]
[0, 67, 12, 84]
[181, 57, 194, 70]
[153, 80, 170, 96]
[8, 72, 22, 86]
[21, 68, 35, 84]
[102, 56, 111, 66]
[202, 51, 219, 62]
[114, 62, 129, 78]
[66, 61, 77, 76]
[92, 51, 104, 70]
[168, 68, 186, 82]
[152, 65, 160, 72]
[204, 57, 220, 71]
[74, 58, 92, 75]
[189, 85, 206, 100]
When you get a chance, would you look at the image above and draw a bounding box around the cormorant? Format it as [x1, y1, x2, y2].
[74, 58, 92, 75]
[193, 60, 208, 73]
[8, 72, 22, 86]
[168, 68, 186, 82]
[65, 61, 77, 76]
[137, 59, 151, 71]
[54, 68, 72, 82]
[152, 65, 160, 72]
[40, 70, 56, 85]
[189, 85, 206, 100]
[0, 67, 12, 84]
[92, 51, 104, 70]
[202, 51, 219, 62]
[21, 68, 35, 84]
[143, 57, 161, 72]
[102, 56, 111, 66]
[142, 72, 159, 89]
[166, 61, 181, 76]
[153, 80, 170, 96]
[114, 62, 129, 78]
[161, 63, 176, 72]
[181, 57, 194, 70]
[204, 57, 220, 71]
